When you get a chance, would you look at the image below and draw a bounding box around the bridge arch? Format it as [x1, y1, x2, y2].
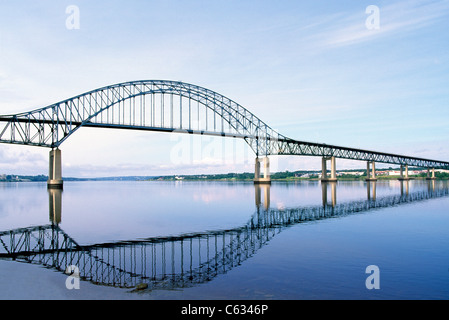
[0, 80, 281, 156]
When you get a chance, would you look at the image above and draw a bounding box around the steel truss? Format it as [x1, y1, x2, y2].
[0, 80, 448, 168]
[1, 185, 448, 291]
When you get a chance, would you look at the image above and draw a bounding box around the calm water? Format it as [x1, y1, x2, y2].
[1, 179, 449, 300]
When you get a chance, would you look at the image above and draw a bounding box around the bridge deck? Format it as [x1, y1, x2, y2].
[0, 80, 448, 169]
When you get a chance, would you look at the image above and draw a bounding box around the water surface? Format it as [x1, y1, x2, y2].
[1, 179, 449, 300]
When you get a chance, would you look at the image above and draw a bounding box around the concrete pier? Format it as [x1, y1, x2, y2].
[47, 149, 63, 189]
[398, 164, 410, 181]
[321, 156, 337, 182]
[365, 161, 377, 181]
[254, 157, 271, 184]
[426, 168, 436, 180]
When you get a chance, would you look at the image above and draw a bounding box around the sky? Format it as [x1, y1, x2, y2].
[0, 0, 448, 177]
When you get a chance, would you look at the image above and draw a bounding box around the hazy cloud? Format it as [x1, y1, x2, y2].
[307, 0, 449, 48]
[0, 146, 47, 174]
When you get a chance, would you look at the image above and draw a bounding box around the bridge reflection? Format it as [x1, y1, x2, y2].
[48, 188, 62, 225]
[367, 181, 376, 201]
[321, 182, 337, 207]
[1, 181, 448, 293]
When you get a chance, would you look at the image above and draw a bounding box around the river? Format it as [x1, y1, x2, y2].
[1, 179, 449, 300]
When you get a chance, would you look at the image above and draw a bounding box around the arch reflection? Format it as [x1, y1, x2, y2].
[2, 182, 449, 293]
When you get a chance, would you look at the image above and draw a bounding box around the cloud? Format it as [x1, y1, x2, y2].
[0, 145, 47, 174]
[307, 0, 449, 48]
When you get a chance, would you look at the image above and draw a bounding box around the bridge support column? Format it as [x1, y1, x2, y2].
[366, 161, 377, 181]
[426, 168, 436, 180]
[48, 148, 63, 189]
[321, 156, 337, 182]
[398, 164, 410, 181]
[254, 157, 271, 184]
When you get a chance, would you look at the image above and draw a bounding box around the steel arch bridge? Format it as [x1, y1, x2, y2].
[0, 80, 448, 185]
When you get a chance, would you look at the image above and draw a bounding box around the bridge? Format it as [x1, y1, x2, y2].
[0, 80, 448, 187]
[1, 182, 448, 291]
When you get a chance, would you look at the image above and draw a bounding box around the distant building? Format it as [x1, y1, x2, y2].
[339, 171, 364, 176]
[388, 171, 400, 176]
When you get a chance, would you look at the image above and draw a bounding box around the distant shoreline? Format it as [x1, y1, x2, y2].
[1, 169, 448, 182]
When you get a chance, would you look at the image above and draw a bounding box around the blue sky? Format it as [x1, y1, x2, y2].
[0, 0, 448, 177]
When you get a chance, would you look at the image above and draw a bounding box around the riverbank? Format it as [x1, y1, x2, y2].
[145, 171, 449, 182]
[1, 170, 448, 183]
